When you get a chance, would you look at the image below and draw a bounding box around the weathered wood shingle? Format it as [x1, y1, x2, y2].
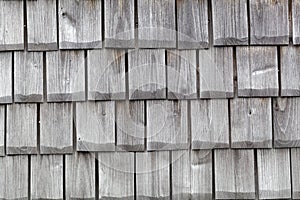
[0, 52, 12, 104]
[293, 0, 300, 44]
[291, 148, 300, 199]
[0, 106, 4, 156]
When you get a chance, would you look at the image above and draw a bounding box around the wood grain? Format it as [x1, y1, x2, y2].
[293, 0, 300, 44]
[230, 98, 272, 148]
[59, 0, 102, 49]
[236, 46, 279, 97]
[291, 148, 300, 199]
[46, 50, 85, 102]
[0, 52, 12, 103]
[87, 49, 126, 100]
[257, 149, 291, 199]
[191, 99, 229, 149]
[167, 50, 197, 99]
[212, 0, 248, 46]
[215, 149, 255, 199]
[177, 0, 209, 49]
[26, 0, 58, 51]
[40, 103, 73, 154]
[31, 155, 63, 200]
[0, 106, 4, 156]
[14, 51, 44, 102]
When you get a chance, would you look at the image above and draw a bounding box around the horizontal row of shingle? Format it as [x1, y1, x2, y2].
[1, 149, 299, 200]
[0, 0, 298, 50]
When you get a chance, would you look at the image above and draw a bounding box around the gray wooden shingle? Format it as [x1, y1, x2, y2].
[7, 104, 37, 155]
[230, 98, 272, 148]
[104, 0, 135, 48]
[59, 0, 102, 49]
[250, 0, 289, 45]
[31, 155, 63, 200]
[199, 47, 234, 98]
[293, 0, 300, 44]
[191, 99, 229, 149]
[237, 47, 279, 97]
[138, 0, 176, 48]
[0, 0, 24, 51]
[128, 49, 166, 100]
[257, 149, 291, 199]
[46, 50, 85, 102]
[0, 52, 12, 104]
[40, 103, 73, 154]
[26, 0, 58, 51]
[87, 49, 126, 100]
[177, 0, 209, 49]
[76, 101, 115, 152]
[291, 148, 300, 199]
[167, 50, 197, 99]
[215, 149, 255, 199]
[0, 106, 4, 156]
[14, 51, 44, 103]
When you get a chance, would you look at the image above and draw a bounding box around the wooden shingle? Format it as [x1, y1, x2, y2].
[0, 52, 12, 104]
[291, 148, 300, 199]
[0, 106, 4, 156]
[293, 0, 300, 44]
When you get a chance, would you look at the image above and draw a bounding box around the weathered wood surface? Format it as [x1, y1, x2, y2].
[0, 0, 24, 51]
[167, 50, 197, 99]
[257, 149, 291, 199]
[230, 98, 272, 148]
[99, 152, 134, 200]
[237, 47, 279, 97]
[46, 50, 85, 102]
[199, 47, 234, 98]
[191, 99, 229, 149]
[191, 150, 212, 200]
[128, 49, 166, 100]
[59, 0, 102, 49]
[14, 51, 44, 102]
[40, 103, 73, 154]
[291, 148, 300, 199]
[249, 0, 289, 45]
[177, 0, 209, 49]
[104, 0, 135, 48]
[215, 149, 255, 199]
[0, 106, 4, 156]
[147, 100, 188, 150]
[87, 49, 126, 100]
[7, 104, 37, 155]
[0, 52, 12, 104]
[31, 155, 63, 200]
[136, 151, 170, 199]
[66, 152, 95, 200]
[0, 156, 28, 200]
[26, 0, 58, 51]
[138, 0, 176, 48]
[293, 0, 300, 44]
[76, 102, 115, 152]
[116, 101, 145, 152]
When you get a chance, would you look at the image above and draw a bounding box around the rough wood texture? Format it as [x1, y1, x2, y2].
[0, 52, 12, 104]
[7, 104, 37, 155]
[59, 0, 102, 49]
[191, 100, 229, 149]
[128, 49, 166, 100]
[87, 49, 126, 100]
[76, 102, 115, 152]
[136, 151, 170, 200]
[291, 148, 300, 199]
[138, 0, 176, 48]
[66, 152, 95, 200]
[167, 50, 197, 99]
[31, 155, 63, 200]
[46, 50, 85, 102]
[26, 0, 58, 51]
[191, 150, 212, 200]
[116, 101, 145, 152]
[177, 0, 209, 49]
[293, 0, 300, 44]
[250, 0, 289, 45]
[0, 156, 28, 200]
[0, 0, 24, 51]
[231, 98, 272, 148]
[199, 47, 234, 98]
[0, 106, 4, 156]
[215, 149, 255, 199]
[237, 47, 279, 97]
[257, 149, 291, 199]
[212, 0, 248, 46]
[99, 152, 134, 200]
[40, 103, 73, 154]
[104, 0, 135, 48]
[147, 100, 188, 151]
[14, 51, 44, 102]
